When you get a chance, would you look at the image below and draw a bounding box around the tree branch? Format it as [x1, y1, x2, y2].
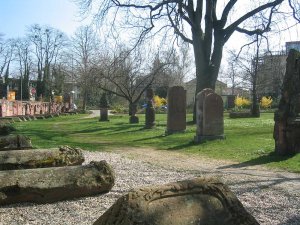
[167, 5, 193, 44]
[289, 0, 300, 23]
[224, 0, 283, 40]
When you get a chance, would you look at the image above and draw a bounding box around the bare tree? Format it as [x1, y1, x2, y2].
[76, 0, 285, 101]
[151, 46, 191, 97]
[14, 38, 33, 100]
[0, 38, 15, 98]
[71, 25, 100, 110]
[0, 38, 14, 78]
[28, 24, 67, 100]
[222, 50, 244, 95]
[233, 34, 267, 117]
[92, 46, 169, 123]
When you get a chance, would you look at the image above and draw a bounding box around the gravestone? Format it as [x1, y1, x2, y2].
[227, 95, 236, 109]
[166, 86, 186, 134]
[274, 49, 300, 155]
[93, 177, 259, 225]
[129, 103, 139, 124]
[99, 93, 109, 122]
[194, 88, 224, 143]
[145, 88, 155, 129]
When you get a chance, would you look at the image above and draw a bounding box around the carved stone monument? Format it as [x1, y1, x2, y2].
[0, 160, 115, 205]
[194, 88, 224, 143]
[93, 177, 259, 225]
[0, 146, 84, 170]
[274, 49, 300, 155]
[129, 103, 139, 124]
[166, 86, 186, 134]
[99, 93, 109, 122]
[0, 135, 33, 151]
[145, 88, 155, 129]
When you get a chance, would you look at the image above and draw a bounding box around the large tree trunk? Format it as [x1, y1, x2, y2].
[192, 30, 224, 122]
[0, 146, 84, 170]
[0, 160, 115, 205]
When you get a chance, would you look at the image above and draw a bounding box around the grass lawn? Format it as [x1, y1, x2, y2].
[13, 112, 300, 172]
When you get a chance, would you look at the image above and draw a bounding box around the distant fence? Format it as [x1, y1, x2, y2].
[0, 100, 64, 117]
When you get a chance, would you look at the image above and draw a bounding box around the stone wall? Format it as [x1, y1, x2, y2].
[0, 100, 63, 117]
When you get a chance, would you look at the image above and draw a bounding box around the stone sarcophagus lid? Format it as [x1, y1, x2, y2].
[93, 177, 259, 225]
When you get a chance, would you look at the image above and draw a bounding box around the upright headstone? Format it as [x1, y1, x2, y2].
[227, 95, 236, 109]
[195, 88, 214, 136]
[203, 93, 224, 136]
[99, 93, 109, 122]
[195, 88, 224, 143]
[274, 49, 300, 155]
[166, 86, 186, 134]
[129, 103, 139, 124]
[145, 88, 155, 129]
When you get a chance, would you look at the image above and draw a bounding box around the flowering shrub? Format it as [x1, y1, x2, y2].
[153, 95, 167, 108]
[234, 96, 251, 109]
[260, 96, 273, 109]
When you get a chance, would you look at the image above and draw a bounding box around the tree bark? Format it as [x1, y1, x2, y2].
[0, 160, 115, 205]
[251, 39, 261, 118]
[0, 146, 84, 170]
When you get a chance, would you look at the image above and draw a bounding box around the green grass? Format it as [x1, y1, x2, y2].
[13, 113, 300, 172]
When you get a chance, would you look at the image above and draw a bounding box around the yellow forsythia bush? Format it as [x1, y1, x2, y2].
[234, 96, 251, 108]
[153, 95, 167, 108]
[260, 96, 273, 109]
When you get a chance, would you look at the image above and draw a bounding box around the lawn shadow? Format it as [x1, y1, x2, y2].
[167, 141, 196, 150]
[134, 134, 166, 142]
[218, 152, 295, 169]
[186, 120, 195, 125]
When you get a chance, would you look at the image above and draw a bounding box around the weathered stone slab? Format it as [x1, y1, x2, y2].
[2, 117, 22, 122]
[0, 118, 15, 123]
[145, 88, 155, 129]
[35, 115, 45, 119]
[166, 86, 186, 134]
[0, 124, 16, 136]
[94, 177, 259, 225]
[0, 160, 115, 205]
[0, 135, 33, 151]
[194, 89, 224, 143]
[195, 88, 214, 136]
[203, 93, 224, 136]
[99, 108, 109, 122]
[274, 49, 300, 155]
[0, 146, 84, 170]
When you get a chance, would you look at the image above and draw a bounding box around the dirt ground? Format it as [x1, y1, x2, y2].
[115, 147, 300, 196]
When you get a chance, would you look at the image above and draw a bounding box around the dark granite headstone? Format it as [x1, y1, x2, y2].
[166, 86, 186, 134]
[227, 95, 236, 109]
[145, 88, 155, 129]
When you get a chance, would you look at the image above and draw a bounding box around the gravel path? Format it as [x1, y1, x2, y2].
[0, 149, 299, 225]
